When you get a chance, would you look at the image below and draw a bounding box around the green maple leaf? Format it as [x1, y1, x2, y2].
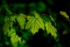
[3, 17, 13, 35]
[41, 14, 57, 38]
[45, 22, 57, 38]
[16, 13, 26, 30]
[11, 35, 21, 47]
[37, 1, 46, 12]
[8, 28, 16, 37]
[30, 18, 40, 34]
[25, 11, 44, 34]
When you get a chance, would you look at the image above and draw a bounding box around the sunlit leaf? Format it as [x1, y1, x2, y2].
[16, 13, 26, 30]
[45, 22, 57, 38]
[8, 28, 16, 37]
[11, 35, 21, 47]
[3, 22, 13, 34]
[25, 11, 44, 34]
[60, 11, 69, 19]
[33, 11, 44, 30]
[25, 16, 35, 29]
[31, 19, 39, 34]
[10, 15, 16, 22]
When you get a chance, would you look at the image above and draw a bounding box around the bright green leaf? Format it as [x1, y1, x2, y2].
[8, 28, 16, 37]
[33, 11, 44, 30]
[11, 35, 21, 47]
[25, 11, 44, 34]
[16, 13, 26, 30]
[60, 11, 69, 19]
[25, 16, 35, 29]
[31, 19, 39, 34]
[45, 22, 57, 38]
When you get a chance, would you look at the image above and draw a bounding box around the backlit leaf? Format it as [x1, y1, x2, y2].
[11, 35, 21, 47]
[33, 11, 44, 30]
[31, 19, 39, 34]
[45, 22, 57, 38]
[60, 11, 69, 19]
[8, 28, 16, 37]
[16, 13, 26, 30]
[25, 16, 35, 29]
[10, 15, 16, 22]
[25, 11, 44, 34]
[3, 19, 13, 35]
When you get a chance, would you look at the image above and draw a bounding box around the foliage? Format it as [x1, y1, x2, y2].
[0, 0, 70, 47]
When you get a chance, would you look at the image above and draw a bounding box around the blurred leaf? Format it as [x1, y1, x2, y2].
[16, 13, 26, 30]
[45, 22, 57, 38]
[23, 32, 30, 40]
[3, 22, 10, 35]
[4, 16, 9, 22]
[37, 1, 46, 12]
[27, 15, 31, 20]
[29, 2, 36, 11]
[3, 20, 14, 35]
[21, 40, 26, 44]
[60, 11, 69, 19]
[8, 28, 16, 37]
[10, 15, 16, 22]
[33, 11, 45, 30]
[11, 35, 21, 47]
[25, 16, 34, 29]
[5, 41, 9, 46]
[30, 19, 40, 34]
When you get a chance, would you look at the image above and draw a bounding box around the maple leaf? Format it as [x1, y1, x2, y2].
[16, 13, 26, 30]
[11, 35, 21, 47]
[45, 22, 57, 38]
[25, 11, 44, 34]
